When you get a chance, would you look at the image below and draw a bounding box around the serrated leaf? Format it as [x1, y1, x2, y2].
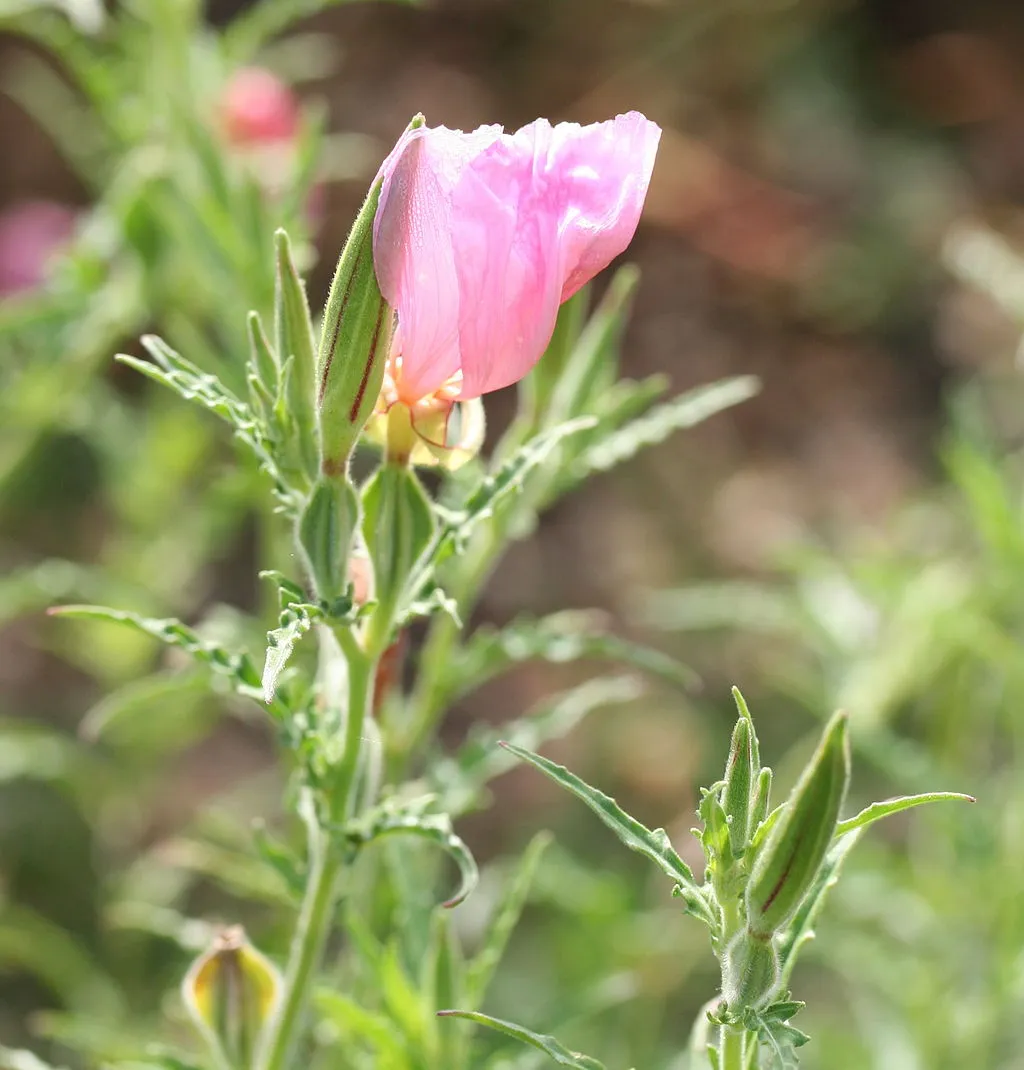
[440, 610, 697, 708]
[752, 1011, 810, 1070]
[115, 337, 298, 512]
[571, 376, 760, 479]
[834, 792, 974, 838]
[499, 742, 714, 925]
[437, 1011, 606, 1070]
[465, 831, 552, 1009]
[51, 605, 287, 720]
[349, 798, 478, 908]
[431, 675, 643, 816]
[430, 418, 595, 566]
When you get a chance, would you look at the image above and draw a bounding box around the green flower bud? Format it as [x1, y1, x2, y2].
[746, 712, 850, 939]
[274, 230, 319, 481]
[722, 930, 780, 1012]
[361, 465, 434, 654]
[298, 476, 359, 603]
[182, 925, 281, 1070]
[723, 716, 754, 856]
[749, 766, 772, 833]
[316, 174, 395, 477]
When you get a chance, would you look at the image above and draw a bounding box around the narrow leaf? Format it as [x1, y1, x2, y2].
[51, 606, 287, 719]
[351, 800, 478, 908]
[834, 792, 975, 838]
[572, 376, 760, 478]
[441, 610, 697, 708]
[465, 831, 552, 1008]
[437, 1010, 606, 1070]
[431, 675, 643, 816]
[499, 742, 713, 924]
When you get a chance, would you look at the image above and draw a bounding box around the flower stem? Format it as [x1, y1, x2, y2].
[257, 627, 376, 1070]
[256, 827, 341, 1070]
[720, 1025, 746, 1070]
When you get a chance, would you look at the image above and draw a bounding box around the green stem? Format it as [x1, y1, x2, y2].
[720, 1025, 746, 1070]
[256, 828, 341, 1070]
[257, 626, 377, 1070]
[399, 528, 498, 767]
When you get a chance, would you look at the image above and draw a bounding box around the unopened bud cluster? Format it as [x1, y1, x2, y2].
[708, 693, 851, 1015]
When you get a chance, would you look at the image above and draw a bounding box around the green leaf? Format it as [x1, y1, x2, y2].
[51, 605, 287, 720]
[115, 337, 298, 512]
[499, 742, 714, 926]
[431, 675, 643, 816]
[315, 990, 412, 1066]
[834, 792, 975, 838]
[437, 1011, 606, 1070]
[439, 610, 697, 708]
[429, 418, 595, 570]
[571, 376, 760, 479]
[745, 1003, 810, 1070]
[465, 831, 552, 1009]
[262, 600, 323, 702]
[349, 797, 479, 908]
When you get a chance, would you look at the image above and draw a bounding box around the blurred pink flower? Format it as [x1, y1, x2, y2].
[372, 112, 661, 406]
[220, 68, 298, 146]
[0, 200, 77, 296]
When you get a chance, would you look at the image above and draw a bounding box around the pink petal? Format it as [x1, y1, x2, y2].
[451, 113, 661, 398]
[373, 123, 501, 401]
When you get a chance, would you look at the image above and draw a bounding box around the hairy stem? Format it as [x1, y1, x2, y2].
[257, 626, 376, 1070]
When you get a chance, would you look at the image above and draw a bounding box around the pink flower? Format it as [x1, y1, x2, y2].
[372, 112, 661, 407]
[220, 68, 298, 146]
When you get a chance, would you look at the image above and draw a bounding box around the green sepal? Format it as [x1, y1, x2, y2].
[315, 174, 394, 474]
[297, 477, 360, 604]
[746, 713, 851, 939]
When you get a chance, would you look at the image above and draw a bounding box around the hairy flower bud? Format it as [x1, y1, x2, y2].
[316, 176, 394, 476]
[746, 712, 850, 939]
[723, 716, 754, 856]
[182, 926, 281, 1069]
[297, 477, 359, 604]
[722, 930, 780, 1012]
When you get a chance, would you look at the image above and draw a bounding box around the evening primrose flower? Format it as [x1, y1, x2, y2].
[369, 111, 661, 463]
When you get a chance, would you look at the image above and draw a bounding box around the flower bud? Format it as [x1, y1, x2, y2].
[275, 230, 319, 481]
[723, 716, 754, 856]
[221, 69, 298, 146]
[182, 926, 281, 1069]
[361, 465, 434, 653]
[746, 712, 850, 939]
[316, 174, 395, 477]
[721, 930, 780, 1012]
[298, 476, 359, 604]
[749, 766, 772, 833]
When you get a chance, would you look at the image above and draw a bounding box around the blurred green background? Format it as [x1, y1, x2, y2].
[3, 0, 1024, 1067]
